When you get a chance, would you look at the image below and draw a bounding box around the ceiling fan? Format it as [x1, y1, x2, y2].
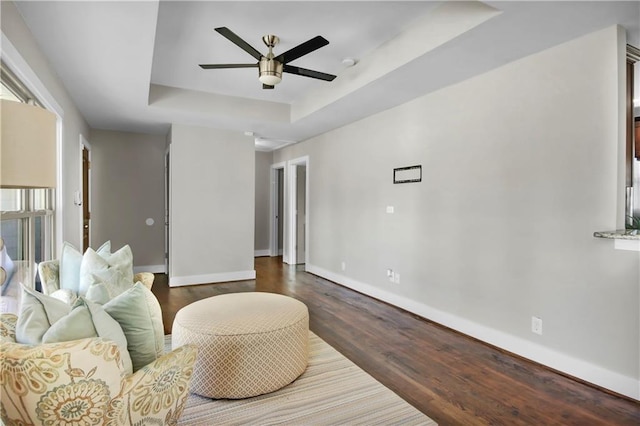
[199, 27, 337, 89]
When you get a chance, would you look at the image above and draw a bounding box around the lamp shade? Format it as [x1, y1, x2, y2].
[0, 99, 56, 188]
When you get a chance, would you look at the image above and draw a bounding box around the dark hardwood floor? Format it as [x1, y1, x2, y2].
[152, 256, 640, 425]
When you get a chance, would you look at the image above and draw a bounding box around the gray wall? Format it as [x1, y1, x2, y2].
[169, 124, 255, 285]
[273, 26, 639, 398]
[255, 151, 273, 254]
[89, 130, 166, 269]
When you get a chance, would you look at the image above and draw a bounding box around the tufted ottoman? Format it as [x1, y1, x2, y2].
[172, 292, 309, 399]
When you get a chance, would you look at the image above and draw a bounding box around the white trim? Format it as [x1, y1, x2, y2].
[133, 264, 165, 274]
[254, 249, 270, 257]
[306, 263, 640, 401]
[270, 162, 286, 258]
[1, 34, 64, 117]
[169, 270, 256, 287]
[1, 32, 65, 257]
[286, 156, 309, 266]
[164, 145, 171, 275]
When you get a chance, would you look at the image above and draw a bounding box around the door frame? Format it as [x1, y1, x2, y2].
[294, 164, 307, 264]
[164, 146, 170, 275]
[286, 156, 309, 267]
[269, 162, 286, 258]
[79, 135, 92, 250]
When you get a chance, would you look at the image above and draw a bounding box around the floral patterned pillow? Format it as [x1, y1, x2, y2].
[0, 337, 125, 426]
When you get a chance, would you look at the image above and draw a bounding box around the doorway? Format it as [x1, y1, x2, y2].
[80, 136, 91, 252]
[269, 156, 310, 266]
[287, 156, 309, 267]
[270, 163, 285, 257]
[295, 165, 306, 265]
[164, 147, 170, 275]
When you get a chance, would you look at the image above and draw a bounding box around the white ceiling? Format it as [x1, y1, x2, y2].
[13, 1, 640, 150]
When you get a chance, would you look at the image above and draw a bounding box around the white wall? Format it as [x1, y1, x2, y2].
[169, 124, 255, 286]
[274, 26, 639, 399]
[89, 130, 166, 270]
[254, 151, 272, 255]
[1, 0, 90, 252]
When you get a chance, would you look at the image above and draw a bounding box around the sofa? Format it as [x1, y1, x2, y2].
[0, 241, 197, 425]
[0, 313, 198, 425]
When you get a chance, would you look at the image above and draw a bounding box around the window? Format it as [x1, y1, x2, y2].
[1, 62, 55, 289]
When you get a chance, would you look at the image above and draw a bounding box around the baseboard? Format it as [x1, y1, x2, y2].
[306, 263, 640, 401]
[254, 249, 270, 257]
[133, 264, 165, 274]
[169, 270, 256, 287]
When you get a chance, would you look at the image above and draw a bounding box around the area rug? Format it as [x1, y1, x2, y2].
[165, 332, 437, 425]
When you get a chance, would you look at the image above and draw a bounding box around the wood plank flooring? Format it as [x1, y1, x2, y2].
[152, 256, 640, 425]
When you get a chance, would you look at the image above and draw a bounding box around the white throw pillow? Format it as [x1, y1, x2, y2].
[49, 288, 78, 305]
[86, 269, 133, 302]
[78, 248, 110, 296]
[78, 244, 133, 297]
[60, 241, 110, 294]
[85, 282, 110, 305]
[100, 244, 134, 285]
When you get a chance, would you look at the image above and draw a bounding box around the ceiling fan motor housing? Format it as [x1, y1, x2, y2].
[259, 57, 283, 85]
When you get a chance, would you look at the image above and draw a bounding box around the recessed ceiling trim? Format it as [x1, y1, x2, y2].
[291, 0, 502, 123]
[148, 84, 290, 123]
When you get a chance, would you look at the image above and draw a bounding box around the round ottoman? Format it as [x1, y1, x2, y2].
[172, 292, 309, 399]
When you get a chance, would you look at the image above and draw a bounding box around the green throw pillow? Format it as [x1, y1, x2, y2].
[16, 284, 70, 345]
[42, 298, 133, 375]
[103, 282, 164, 372]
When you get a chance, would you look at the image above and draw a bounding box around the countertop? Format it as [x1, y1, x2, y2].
[593, 229, 640, 240]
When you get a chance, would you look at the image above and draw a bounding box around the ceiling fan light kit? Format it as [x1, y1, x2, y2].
[258, 58, 283, 86]
[259, 35, 283, 86]
[199, 27, 336, 89]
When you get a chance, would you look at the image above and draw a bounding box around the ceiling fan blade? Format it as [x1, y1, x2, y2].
[199, 63, 257, 69]
[215, 27, 263, 61]
[275, 36, 329, 64]
[283, 64, 336, 81]
[263, 84, 275, 90]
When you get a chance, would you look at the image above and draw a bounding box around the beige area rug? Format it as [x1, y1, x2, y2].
[165, 332, 437, 425]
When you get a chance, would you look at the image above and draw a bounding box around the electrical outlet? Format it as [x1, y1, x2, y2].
[394, 273, 400, 284]
[341, 261, 346, 271]
[386, 269, 394, 282]
[531, 316, 542, 335]
[386, 206, 394, 214]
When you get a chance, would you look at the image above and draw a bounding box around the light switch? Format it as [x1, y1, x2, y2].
[386, 206, 394, 214]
